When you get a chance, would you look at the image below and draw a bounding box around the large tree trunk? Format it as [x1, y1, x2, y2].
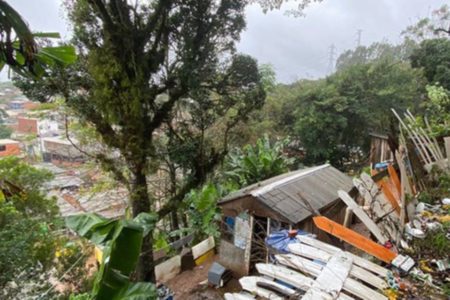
[131, 166, 156, 283]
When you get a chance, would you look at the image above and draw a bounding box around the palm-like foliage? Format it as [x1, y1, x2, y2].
[0, 0, 75, 78]
[66, 213, 158, 299]
[225, 135, 294, 187]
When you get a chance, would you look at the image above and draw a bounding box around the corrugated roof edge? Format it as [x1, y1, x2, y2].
[218, 164, 330, 204]
[251, 164, 329, 196]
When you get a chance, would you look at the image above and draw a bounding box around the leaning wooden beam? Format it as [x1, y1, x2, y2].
[391, 109, 430, 165]
[444, 136, 450, 159]
[404, 116, 435, 164]
[387, 165, 401, 198]
[338, 190, 389, 244]
[296, 235, 389, 277]
[313, 216, 397, 263]
[276, 254, 387, 300]
[378, 180, 401, 215]
[288, 244, 388, 290]
[407, 110, 444, 161]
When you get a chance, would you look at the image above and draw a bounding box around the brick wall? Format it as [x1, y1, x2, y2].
[0, 143, 20, 157]
[17, 117, 38, 134]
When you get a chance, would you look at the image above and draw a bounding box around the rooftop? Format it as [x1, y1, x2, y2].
[219, 164, 353, 224]
[0, 139, 20, 144]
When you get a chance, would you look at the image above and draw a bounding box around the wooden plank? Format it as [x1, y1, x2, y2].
[391, 109, 430, 164]
[338, 190, 389, 243]
[313, 216, 397, 263]
[256, 263, 353, 300]
[256, 263, 316, 292]
[378, 180, 401, 214]
[239, 276, 294, 300]
[406, 110, 443, 161]
[310, 252, 353, 298]
[445, 136, 450, 159]
[296, 235, 389, 277]
[224, 293, 255, 300]
[289, 243, 387, 290]
[387, 164, 401, 198]
[192, 236, 215, 260]
[155, 255, 181, 282]
[195, 248, 215, 265]
[289, 243, 332, 261]
[276, 254, 387, 300]
[256, 264, 353, 300]
[244, 215, 254, 275]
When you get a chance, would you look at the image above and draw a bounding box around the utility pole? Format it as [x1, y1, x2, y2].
[327, 43, 336, 74]
[356, 29, 362, 47]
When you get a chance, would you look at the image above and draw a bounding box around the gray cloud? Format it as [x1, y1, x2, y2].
[3, 0, 448, 83]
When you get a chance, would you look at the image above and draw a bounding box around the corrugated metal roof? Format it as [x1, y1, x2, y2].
[219, 164, 353, 224]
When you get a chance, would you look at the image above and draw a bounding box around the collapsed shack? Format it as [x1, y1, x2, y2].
[217, 164, 354, 277]
[369, 132, 394, 168]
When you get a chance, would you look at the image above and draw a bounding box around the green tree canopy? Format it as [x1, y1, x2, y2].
[15, 0, 266, 282]
[410, 38, 450, 91]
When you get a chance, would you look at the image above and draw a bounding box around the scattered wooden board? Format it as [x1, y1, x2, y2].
[276, 254, 387, 300]
[296, 235, 389, 277]
[239, 276, 294, 300]
[224, 293, 255, 300]
[307, 252, 353, 298]
[155, 255, 181, 282]
[338, 190, 389, 243]
[313, 216, 397, 263]
[288, 243, 388, 290]
[192, 236, 215, 260]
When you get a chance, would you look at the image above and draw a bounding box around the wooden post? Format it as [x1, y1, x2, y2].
[266, 217, 271, 263]
[343, 207, 353, 228]
[445, 137, 450, 160]
[244, 215, 254, 275]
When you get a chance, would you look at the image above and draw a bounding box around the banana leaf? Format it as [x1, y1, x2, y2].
[66, 213, 157, 300]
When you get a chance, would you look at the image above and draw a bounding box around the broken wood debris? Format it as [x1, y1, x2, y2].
[235, 234, 389, 300]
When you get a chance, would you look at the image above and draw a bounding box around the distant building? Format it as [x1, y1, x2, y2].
[17, 117, 59, 136]
[0, 139, 20, 157]
[42, 136, 85, 165]
[7, 100, 39, 110]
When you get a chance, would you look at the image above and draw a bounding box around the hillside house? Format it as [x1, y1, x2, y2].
[42, 137, 85, 165]
[0, 139, 20, 157]
[17, 117, 59, 136]
[217, 164, 354, 276]
[7, 100, 39, 110]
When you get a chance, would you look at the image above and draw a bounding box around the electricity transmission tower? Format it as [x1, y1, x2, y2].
[327, 44, 336, 74]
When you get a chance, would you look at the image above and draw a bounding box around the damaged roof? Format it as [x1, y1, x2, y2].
[219, 164, 353, 224]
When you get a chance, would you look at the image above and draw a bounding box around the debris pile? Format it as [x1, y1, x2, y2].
[225, 110, 449, 299]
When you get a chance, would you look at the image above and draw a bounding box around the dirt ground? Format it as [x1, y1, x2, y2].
[164, 255, 241, 300]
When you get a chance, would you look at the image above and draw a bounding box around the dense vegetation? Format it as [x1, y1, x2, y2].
[0, 157, 91, 298]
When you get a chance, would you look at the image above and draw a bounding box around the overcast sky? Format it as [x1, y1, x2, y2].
[4, 0, 448, 83]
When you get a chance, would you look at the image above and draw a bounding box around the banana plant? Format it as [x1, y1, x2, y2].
[66, 213, 158, 300]
[0, 0, 76, 78]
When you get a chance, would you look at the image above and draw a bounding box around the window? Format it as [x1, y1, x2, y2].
[0, 145, 6, 152]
